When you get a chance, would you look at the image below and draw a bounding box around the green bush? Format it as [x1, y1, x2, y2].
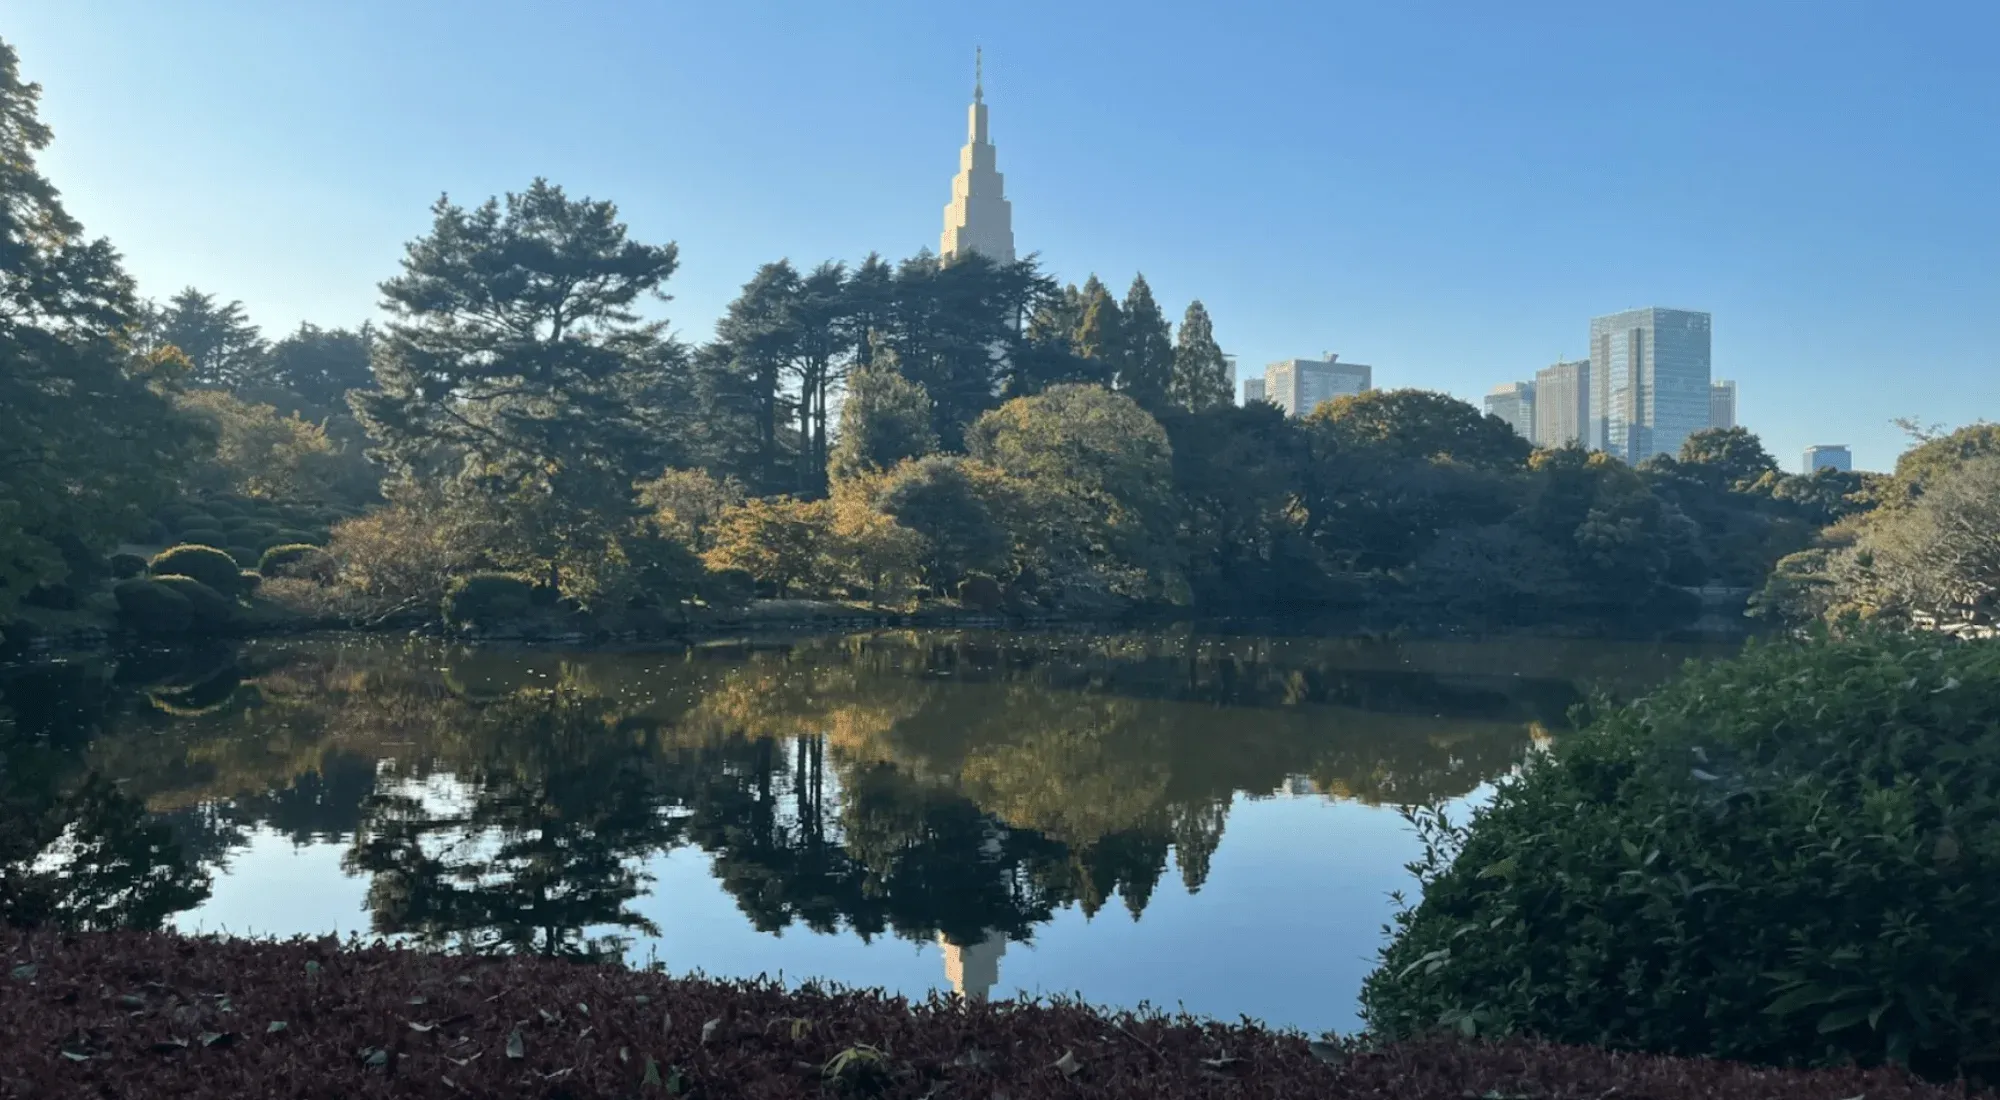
[1361, 631, 2000, 1080]
[111, 577, 192, 634]
[108, 553, 147, 580]
[441, 572, 536, 632]
[259, 543, 333, 580]
[239, 570, 263, 592]
[272, 528, 321, 547]
[226, 545, 261, 568]
[148, 544, 249, 596]
[177, 527, 229, 548]
[149, 575, 238, 627]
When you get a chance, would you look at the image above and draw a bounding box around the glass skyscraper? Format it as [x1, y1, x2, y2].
[1588, 308, 1712, 464]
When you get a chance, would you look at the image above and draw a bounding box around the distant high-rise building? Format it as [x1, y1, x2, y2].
[1588, 308, 1712, 463]
[1484, 381, 1537, 442]
[1264, 355, 1372, 418]
[1533, 359, 1591, 448]
[1803, 444, 1852, 473]
[938, 931, 1006, 1001]
[1709, 380, 1737, 430]
[1242, 376, 1266, 405]
[939, 50, 1015, 265]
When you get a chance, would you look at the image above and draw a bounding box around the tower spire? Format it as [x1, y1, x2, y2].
[939, 47, 1014, 264]
[974, 46, 983, 104]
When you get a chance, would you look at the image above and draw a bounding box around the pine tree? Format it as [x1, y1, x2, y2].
[155, 287, 268, 390]
[828, 343, 938, 483]
[1170, 299, 1233, 412]
[1071, 275, 1124, 370]
[1117, 274, 1174, 415]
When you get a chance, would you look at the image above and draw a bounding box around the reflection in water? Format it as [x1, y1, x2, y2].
[1, 630, 1728, 1015]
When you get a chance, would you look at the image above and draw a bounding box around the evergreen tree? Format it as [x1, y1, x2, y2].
[1169, 299, 1233, 412]
[0, 38, 207, 617]
[842, 252, 896, 368]
[1116, 274, 1174, 414]
[1006, 282, 1100, 397]
[828, 344, 938, 483]
[264, 321, 375, 418]
[1071, 275, 1124, 368]
[155, 287, 268, 389]
[352, 178, 685, 590]
[790, 260, 852, 494]
[710, 261, 802, 493]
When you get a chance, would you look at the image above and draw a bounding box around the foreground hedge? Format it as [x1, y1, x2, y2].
[1364, 630, 2000, 1080]
[0, 929, 1974, 1100]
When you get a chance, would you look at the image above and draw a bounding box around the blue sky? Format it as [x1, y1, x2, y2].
[12, 0, 1996, 471]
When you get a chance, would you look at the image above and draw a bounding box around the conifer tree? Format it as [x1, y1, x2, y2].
[1170, 299, 1233, 411]
[1117, 274, 1174, 415]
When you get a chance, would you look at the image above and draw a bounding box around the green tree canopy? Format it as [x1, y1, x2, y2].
[150, 287, 267, 390]
[1676, 426, 1779, 490]
[828, 344, 938, 484]
[1116, 273, 1173, 415]
[0, 38, 207, 617]
[877, 456, 1010, 593]
[352, 178, 688, 592]
[1168, 299, 1232, 412]
[1307, 388, 1532, 471]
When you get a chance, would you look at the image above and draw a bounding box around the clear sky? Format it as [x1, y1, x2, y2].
[11, 0, 1996, 471]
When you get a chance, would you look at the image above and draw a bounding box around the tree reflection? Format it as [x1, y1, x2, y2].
[7, 628, 1719, 953]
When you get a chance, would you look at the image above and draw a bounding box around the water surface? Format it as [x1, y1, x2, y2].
[1, 629, 1729, 1033]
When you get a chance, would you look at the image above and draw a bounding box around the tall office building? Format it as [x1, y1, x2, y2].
[1264, 355, 1372, 418]
[939, 50, 1015, 264]
[1484, 381, 1536, 442]
[938, 931, 1007, 1001]
[1588, 308, 1712, 463]
[1242, 376, 1266, 404]
[1709, 380, 1738, 430]
[1803, 444, 1852, 473]
[1533, 359, 1591, 448]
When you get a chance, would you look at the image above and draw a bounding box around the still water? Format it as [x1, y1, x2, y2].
[1, 630, 1729, 1034]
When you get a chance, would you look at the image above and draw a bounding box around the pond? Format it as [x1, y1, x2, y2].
[0, 629, 1733, 1035]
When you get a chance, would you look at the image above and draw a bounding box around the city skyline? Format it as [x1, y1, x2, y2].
[10, 2, 1994, 471]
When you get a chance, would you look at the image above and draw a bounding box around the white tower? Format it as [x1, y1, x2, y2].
[940, 48, 1016, 264]
[938, 930, 1007, 1001]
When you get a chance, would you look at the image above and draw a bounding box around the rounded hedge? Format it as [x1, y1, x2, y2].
[272, 528, 321, 547]
[259, 543, 333, 580]
[177, 527, 229, 548]
[1361, 631, 2000, 1080]
[111, 577, 192, 634]
[148, 544, 248, 596]
[442, 572, 536, 632]
[226, 545, 261, 568]
[149, 575, 237, 626]
[108, 553, 148, 580]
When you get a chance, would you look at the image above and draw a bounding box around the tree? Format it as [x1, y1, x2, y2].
[1070, 275, 1124, 370]
[1842, 455, 2000, 632]
[1882, 421, 2000, 509]
[263, 321, 375, 420]
[154, 287, 267, 389]
[703, 496, 833, 597]
[967, 385, 1185, 604]
[1169, 299, 1231, 412]
[884, 250, 1053, 450]
[828, 345, 938, 483]
[352, 178, 685, 592]
[176, 389, 340, 501]
[877, 457, 1010, 593]
[1306, 388, 1532, 471]
[710, 261, 801, 493]
[0, 38, 208, 618]
[1116, 274, 1173, 414]
[1676, 426, 1778, 490]
[635, 467, 746, 554]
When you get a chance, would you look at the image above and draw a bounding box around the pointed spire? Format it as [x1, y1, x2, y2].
[974, 46, 983, 104]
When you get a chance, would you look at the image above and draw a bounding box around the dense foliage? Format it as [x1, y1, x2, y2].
[1362, 631, 2000, 1080]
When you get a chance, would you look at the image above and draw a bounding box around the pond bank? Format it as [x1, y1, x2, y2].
[0, 928, 1961, 1100]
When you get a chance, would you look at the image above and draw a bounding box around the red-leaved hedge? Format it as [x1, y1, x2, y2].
[0, 927, 1981, 1099]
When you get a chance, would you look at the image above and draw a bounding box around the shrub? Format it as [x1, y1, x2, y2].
[149, 575, 238, 627]
[176, 526, 229, 548]
[226, 545, 261, 568]
[108, 553, 147, 580]
[1361, 631, 2000, 1080]
[148, 544, 248, 596]
[272, 528, 320, 547]
[702, 497, 834, 598]
[326, 500, 486, 615]
[442, 572, 536, 632]
[957, 574, 1005, 612]
[238, 569, 262, 592]
[110, 578, 192, 634]
[259, 543, 333, 579]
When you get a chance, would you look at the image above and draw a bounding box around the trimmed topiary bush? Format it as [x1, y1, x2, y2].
[272, 528, 321, 547]
[111, 577, 193, 634]
[1362, 630, 2000, 1080]
[259, 543, 333, 580]
[108, 553, 147, 580]
[226, 545, 261, 568]
[441, 572, 536, 632]
[148, 544, 249, 596]
[177, 526, 229, 548]
[149, 575, 237, 627]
